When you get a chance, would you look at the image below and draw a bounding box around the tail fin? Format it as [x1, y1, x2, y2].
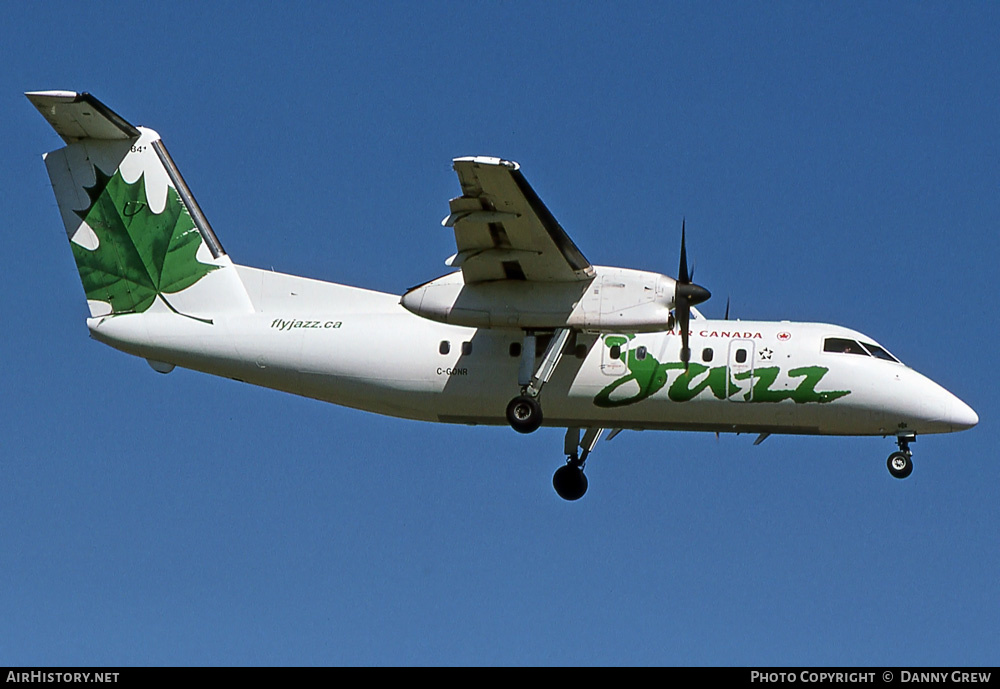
[28, 91, 252, 320]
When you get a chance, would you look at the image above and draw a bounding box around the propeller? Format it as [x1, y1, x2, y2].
[673, 220, 712, 368]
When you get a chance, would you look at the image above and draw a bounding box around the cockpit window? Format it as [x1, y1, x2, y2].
[823, 337, 902, 363]
[861, 342, 900, 363]
[823, 338, 868, 355]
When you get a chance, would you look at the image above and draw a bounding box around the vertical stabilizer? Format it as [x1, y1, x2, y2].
[28, 91, 252, 320]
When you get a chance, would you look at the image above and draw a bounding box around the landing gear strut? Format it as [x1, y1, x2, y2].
[887, 434, 915, 479]
[553, 428, 605, 501]
[506, 328, 571, 434]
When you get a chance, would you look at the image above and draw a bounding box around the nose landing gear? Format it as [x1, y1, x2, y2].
[553, 427, 605, 501]
[887, 434, 915, 479]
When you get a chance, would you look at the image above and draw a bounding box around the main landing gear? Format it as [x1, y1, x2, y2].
[887, 433, 915, 479]
[506, 328, 571, 434]
[553, 427, 606, 501]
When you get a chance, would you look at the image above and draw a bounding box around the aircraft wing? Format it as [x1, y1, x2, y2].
[443, 157, 595, 283]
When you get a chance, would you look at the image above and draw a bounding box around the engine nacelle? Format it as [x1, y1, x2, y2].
[401, 266, 676, 332]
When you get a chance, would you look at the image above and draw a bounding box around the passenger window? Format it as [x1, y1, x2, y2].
[702, 347, 713, 363]
[823, 338, 868, 356]
[735, 349, 747, 364]
[461, 341, 473, 356]
[439, 340, 450, 355]
[636, 345, 647, 361]
[509, 342, 521, 358]
[610, 344, 622, 361]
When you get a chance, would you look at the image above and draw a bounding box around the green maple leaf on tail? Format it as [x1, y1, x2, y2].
[71, 167, 218, 315]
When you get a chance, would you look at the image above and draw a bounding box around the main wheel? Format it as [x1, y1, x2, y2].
[553, 464, 588, 501]
[887, 451, 913, 479]
[506, 395, 542, 434]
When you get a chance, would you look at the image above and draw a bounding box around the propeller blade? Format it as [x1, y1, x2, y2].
[679, 304, 691, 366]
[724, 296, 730, 321]
[679, 219, 689, 283]
[672, 219, 712, 370]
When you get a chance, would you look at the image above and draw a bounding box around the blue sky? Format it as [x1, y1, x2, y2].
[2, 2, 998, 666]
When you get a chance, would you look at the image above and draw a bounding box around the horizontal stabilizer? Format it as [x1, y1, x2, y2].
[25, 91, 140, 143]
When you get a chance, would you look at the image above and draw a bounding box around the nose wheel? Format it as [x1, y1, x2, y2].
[887, 434, 914, 479]
[887, 452, 913, 479]
[553, 463, 588, 501]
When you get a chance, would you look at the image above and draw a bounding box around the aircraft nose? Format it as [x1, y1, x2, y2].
[948, 396, 979, 431]
[896, 372, 978, 434]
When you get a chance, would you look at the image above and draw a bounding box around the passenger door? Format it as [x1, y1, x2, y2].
[727, 339, 754, 401]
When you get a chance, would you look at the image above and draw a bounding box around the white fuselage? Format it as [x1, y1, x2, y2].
[88, 265, 977, 438]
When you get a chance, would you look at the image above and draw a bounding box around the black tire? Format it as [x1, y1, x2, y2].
[887, 451, 913, 479]
[553, 464, 588, 501]
[506, 395, 542, 434]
